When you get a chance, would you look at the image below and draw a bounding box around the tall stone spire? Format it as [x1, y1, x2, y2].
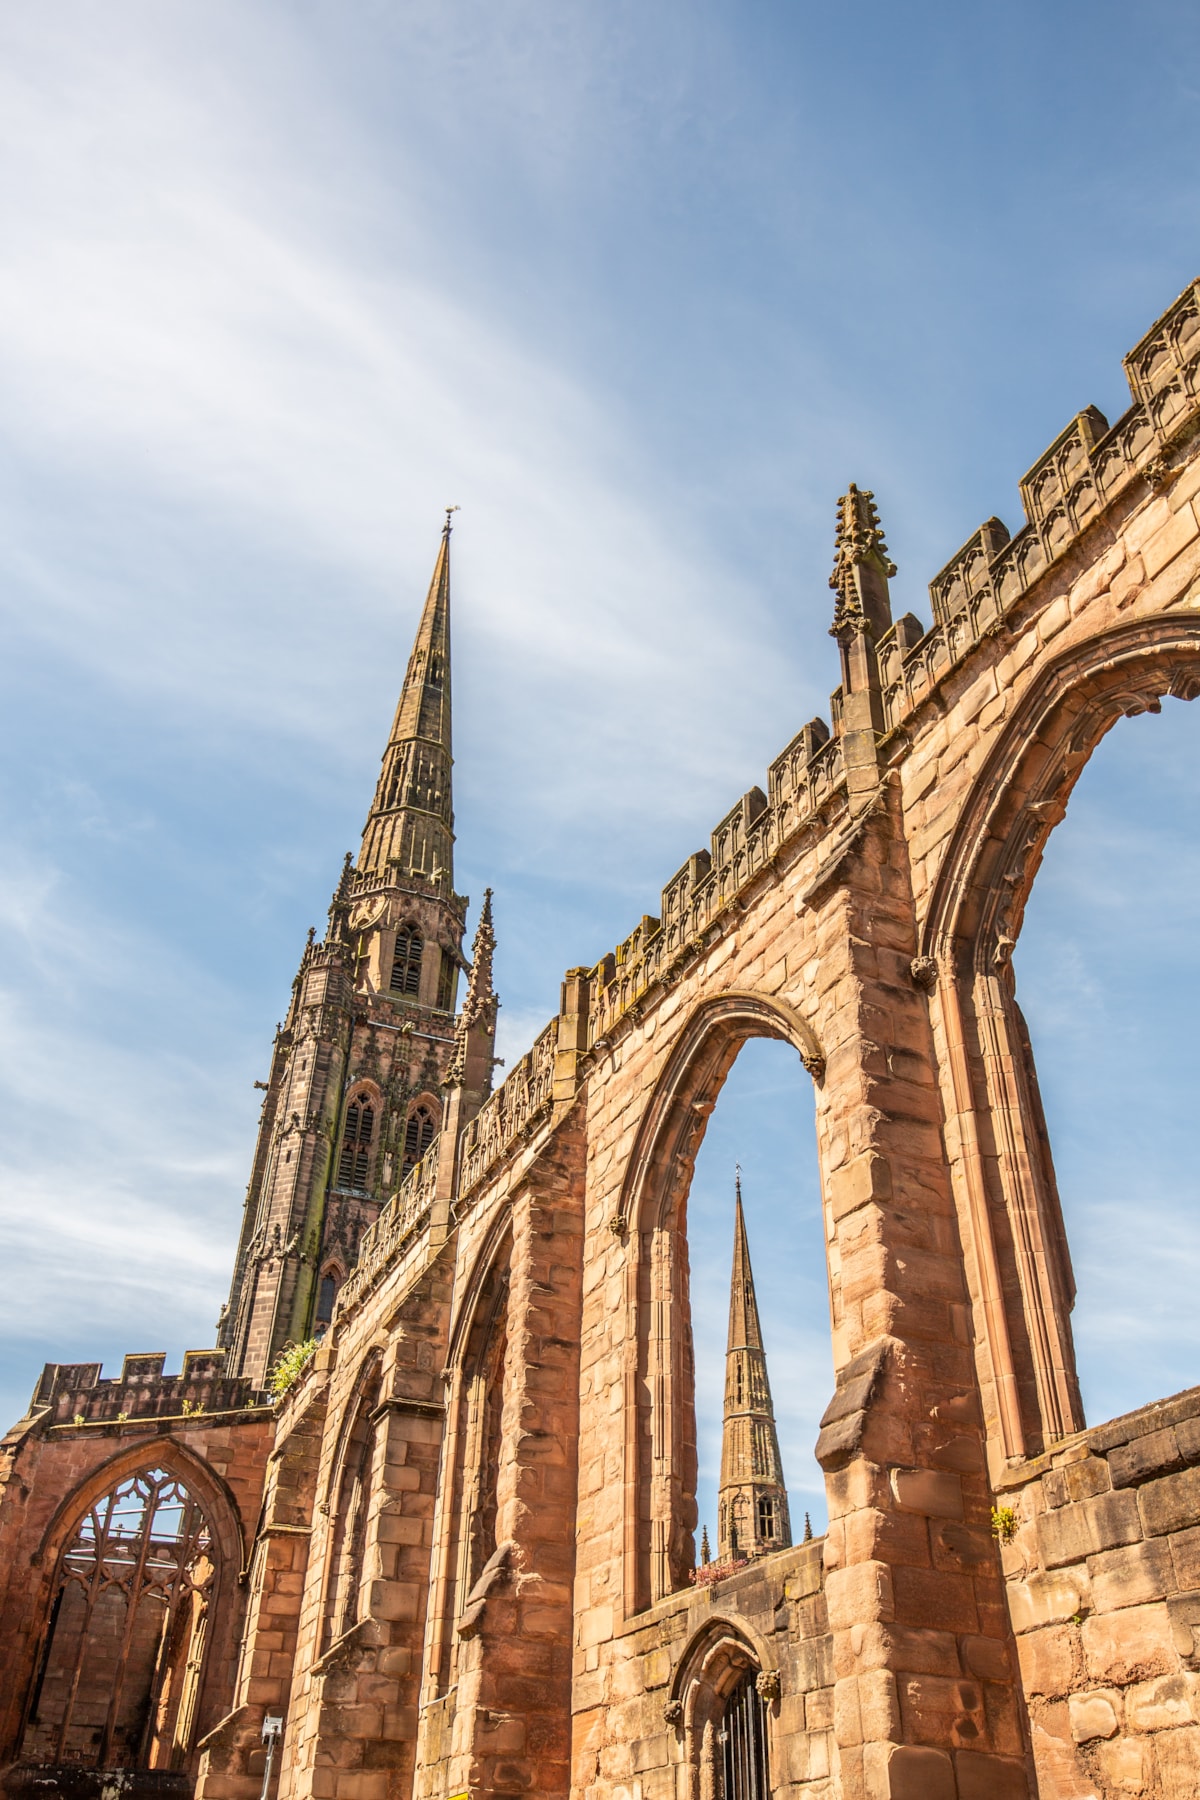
[717, 1172, 791, 1562]
[218, 515, 471, 1385]
[359, 508, 456, 883]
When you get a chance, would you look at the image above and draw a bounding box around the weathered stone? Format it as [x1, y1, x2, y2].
[5, 277, 1200, 1800]
[1068, 1688, 1121, 1741]
[1036, 1490, 1142, 1570]
[1081, 1602, 1177, 1686]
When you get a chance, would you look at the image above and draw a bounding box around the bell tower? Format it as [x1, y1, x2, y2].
[717, 1172, 791, 1562]
[218, 513, 493, 1386]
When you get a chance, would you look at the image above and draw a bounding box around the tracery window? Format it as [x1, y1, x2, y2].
[21, 1466, 215, 1771]
[403, 1102, 437, 1174]
[389, 925, 423, 996]
[756, 1495, 776, 1541]
[337, 1095, 375, 1189]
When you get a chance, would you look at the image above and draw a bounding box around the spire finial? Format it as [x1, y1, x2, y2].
[444, 503, 460, 535]
[444, 887, 498, 1090]
[829, 483, 896, 642]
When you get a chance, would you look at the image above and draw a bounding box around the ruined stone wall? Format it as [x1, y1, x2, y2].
[5, 278, 1200, 1800]
[0, 1360, 274, 1779]
[996, 1386, 1200, 1797]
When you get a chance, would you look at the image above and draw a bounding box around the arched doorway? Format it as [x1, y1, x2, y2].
[20, 1465, 216, 1772]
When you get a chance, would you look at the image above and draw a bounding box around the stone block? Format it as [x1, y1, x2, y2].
[1108, 1427, 1184, 1488]
[1007, 1567, 1091, 1633]
[888, 1467, 963, 1519]
[1068, 1688, 1121, 1741]
[1017, 1624, 1077, 1698]
[1140, 1465, 1200, 1537]
[864, 1742, 955, 1800]
[1156, 1724, 1200, 1797]
[1089, 1538, 1173, 1612]
[1082, 1602, 1176, 1686]
[953, 1749, 1030, 1800]
[1036, 1490, 1142, 1569]
[1094, 1735, 1148, 1793]
[1125, 1670, 1200, 1731]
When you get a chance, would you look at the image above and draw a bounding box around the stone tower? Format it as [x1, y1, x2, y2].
[218, 512, 490, 1385]
[717, 1172, 791, 1561]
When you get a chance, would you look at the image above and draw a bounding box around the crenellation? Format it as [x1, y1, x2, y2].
[6, 277, 1200, 1800]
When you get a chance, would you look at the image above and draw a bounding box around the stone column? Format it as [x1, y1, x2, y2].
[813, 795, 1033, 1800]
[446, 1111, 586, 1799]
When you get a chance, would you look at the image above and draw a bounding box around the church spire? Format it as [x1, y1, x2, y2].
[359, 511, 456, 883]
[717, 1171, 791, 1562]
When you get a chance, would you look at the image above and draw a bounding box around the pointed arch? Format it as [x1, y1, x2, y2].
[915, 619, 1200, 1464]
[615, 992, 825, 1614]
[17, 1440, 245, 1776]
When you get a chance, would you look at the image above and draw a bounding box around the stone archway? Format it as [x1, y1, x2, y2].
[918, 621, 1200, 1463]
[614, 991, 825, 1612]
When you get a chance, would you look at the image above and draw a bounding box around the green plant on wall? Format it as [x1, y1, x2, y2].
[990, 1504, 1018, 1543]
[270, 1338, 318, 1399]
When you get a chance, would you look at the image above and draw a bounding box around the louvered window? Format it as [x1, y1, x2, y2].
[436, 951, 456, 1012]
[389, 926, 423, 995]
[337, 1097, 374, 1188]
[403, 1103, 436, 1174]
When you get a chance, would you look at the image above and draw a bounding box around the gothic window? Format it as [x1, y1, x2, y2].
[757, 1495, 776, 1541]
[389, 925, 423, 996]
[321, 1369, 381, 1653]
[337, 1095, 375, 1189]
[21, 1467, 216, 1772]
[315, 1267, 341, 1328]
[436, 951, 457, 1012]
[403, 1102, 437, 1174]
[719, 1668, 769, 1800]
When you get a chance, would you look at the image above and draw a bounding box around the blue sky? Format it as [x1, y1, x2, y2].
[1, 4, 1198, 1533]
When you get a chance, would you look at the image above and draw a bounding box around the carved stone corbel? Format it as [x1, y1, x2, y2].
[755, 1668, 781, 1705]
[910, 955, 939, 991]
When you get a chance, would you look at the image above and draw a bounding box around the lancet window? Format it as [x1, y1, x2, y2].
[337, 1094, 375, 1189]
[389, 925, 423, 996]
[21, 1466, 216, 1772]
[321, 1366, 381, 1653]
[436, 950, 457, 1012]
[403, 1102, 437, 1175]
[315, 1265, 342, 1328]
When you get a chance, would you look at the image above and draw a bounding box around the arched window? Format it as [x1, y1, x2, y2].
[389, 925, 423, 996]
[403, 1102, 437, 1174]
[315, 1267, 341, 1328]
[436, 951, 457, 1012]
[337, 1095, 375, 1189]
[322, 1367, 381, 1653]
[21, 1466, 216, 1771]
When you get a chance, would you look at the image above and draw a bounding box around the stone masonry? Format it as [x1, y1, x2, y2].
[1, 276, 1200, 1800]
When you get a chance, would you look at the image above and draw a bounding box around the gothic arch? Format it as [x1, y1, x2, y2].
[318, 1350, 384, 1654]
[617, 992, 825, 1614]
[916, 620, 1200, 1464]
[18, 1440, 245, 1775]
[665, 1616, 776, 1800]
[429, 1218, 514, 1693]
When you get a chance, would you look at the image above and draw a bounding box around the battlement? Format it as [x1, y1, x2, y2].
[582, 274, 1200, 1054]
[29, 1349, 268, 1426]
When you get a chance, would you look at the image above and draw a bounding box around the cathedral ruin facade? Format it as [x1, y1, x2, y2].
[2, 276, 1200, 1799]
